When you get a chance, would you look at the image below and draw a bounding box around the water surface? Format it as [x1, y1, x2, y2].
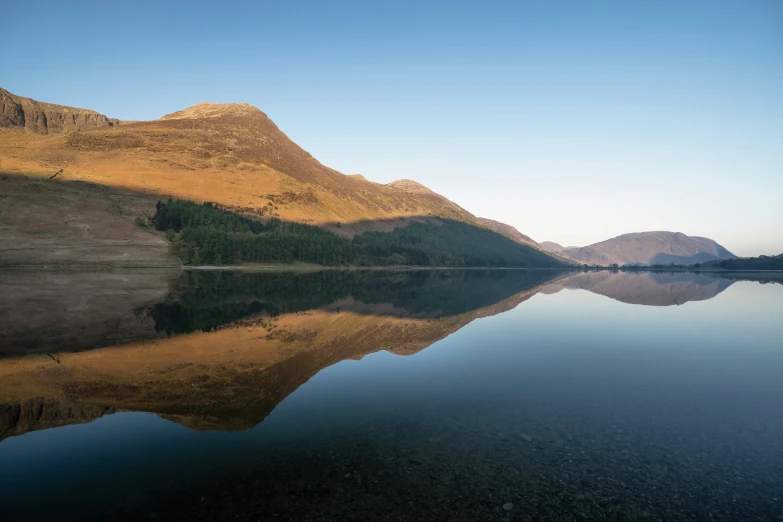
[1, 270, 781, 521]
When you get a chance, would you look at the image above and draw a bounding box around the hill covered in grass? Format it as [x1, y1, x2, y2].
[0, 87, 562, 267]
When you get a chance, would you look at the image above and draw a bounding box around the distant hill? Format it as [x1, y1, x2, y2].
[540, 241, 568, 253]
[558, 232, 734, 266]
[540, 241, 581, 253]
[0, 88, 563, 267]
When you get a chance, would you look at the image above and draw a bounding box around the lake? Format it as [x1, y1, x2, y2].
[1, 269, 782, 521]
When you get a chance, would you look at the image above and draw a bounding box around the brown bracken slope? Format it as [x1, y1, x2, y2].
[0, 88, 550, 253]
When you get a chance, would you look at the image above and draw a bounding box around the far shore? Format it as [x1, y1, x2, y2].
[2, 262, 782, 275]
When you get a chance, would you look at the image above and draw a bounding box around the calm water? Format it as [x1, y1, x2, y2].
[1, 269, 782, 521]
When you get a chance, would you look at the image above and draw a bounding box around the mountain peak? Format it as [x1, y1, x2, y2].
[160, 102, 264, 121]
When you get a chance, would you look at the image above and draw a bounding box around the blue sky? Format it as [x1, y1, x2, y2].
[3, 0, 781, 256]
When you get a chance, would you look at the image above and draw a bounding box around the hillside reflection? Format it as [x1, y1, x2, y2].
[542, 270, 736, 306]
[150, 269, 565, 336]
[0, 269, 560, 358]
[0, 269, 563, 440]
[2, 269, 775, 441]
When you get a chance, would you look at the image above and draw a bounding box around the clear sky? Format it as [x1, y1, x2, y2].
[3, 0, 782, 256]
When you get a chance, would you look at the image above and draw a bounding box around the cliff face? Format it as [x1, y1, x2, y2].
[0, 88, 118, 134]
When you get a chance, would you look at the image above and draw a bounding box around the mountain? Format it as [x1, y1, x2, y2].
[0, 88, 562, 267]
[558, 231, 734, 266]
[0, 88, 481, 230]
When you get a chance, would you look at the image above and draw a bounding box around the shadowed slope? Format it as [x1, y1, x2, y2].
[0, 174, 178, 267]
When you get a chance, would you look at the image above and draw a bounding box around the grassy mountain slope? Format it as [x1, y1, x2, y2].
[0, 88, 562, 266]
[2, 89, 503, 232]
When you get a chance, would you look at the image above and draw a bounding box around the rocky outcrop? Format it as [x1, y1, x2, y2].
[0, 87, 118, 134]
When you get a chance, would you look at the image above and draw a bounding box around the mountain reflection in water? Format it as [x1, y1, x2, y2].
[0, 269, 561, 438]
[541, 270, 735, 306]
[1, 269, 777, 440]
[1, 269, 781, 522]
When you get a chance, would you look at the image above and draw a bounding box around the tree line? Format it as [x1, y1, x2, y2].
[151, 198, 565, 268]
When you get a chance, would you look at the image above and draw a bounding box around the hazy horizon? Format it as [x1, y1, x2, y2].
[4, 0, 781, 256]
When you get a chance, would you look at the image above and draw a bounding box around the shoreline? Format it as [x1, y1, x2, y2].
[2, 262, 783, 275]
